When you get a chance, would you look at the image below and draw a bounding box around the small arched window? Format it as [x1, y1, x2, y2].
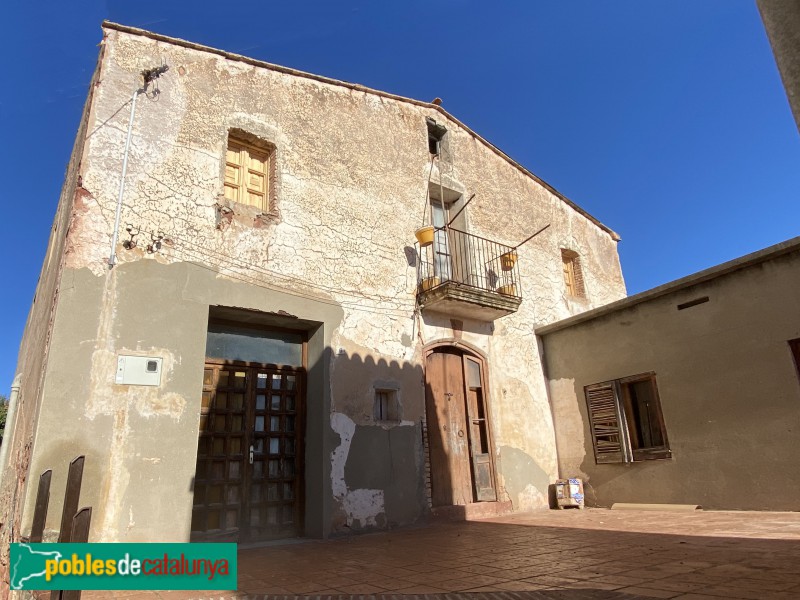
[561, 249, 586, 298]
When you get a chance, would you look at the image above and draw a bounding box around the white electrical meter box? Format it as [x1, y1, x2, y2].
[115, 355, 163, 386]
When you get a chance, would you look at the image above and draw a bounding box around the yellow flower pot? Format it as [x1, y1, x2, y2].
[415, 226, 435, 247]
[497, 283, 517, 296]
[500, 251, 518, 271]
[418, 276, 440, 292]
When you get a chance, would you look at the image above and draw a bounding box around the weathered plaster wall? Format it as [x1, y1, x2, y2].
[541, 245, 800, 510]
[0, 46, 105, 594]
[20, 24, 625, 542]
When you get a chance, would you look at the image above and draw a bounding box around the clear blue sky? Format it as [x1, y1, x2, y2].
[1, 1, 798, 393]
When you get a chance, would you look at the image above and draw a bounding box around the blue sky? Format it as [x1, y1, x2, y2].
[1, 1, 798, 392]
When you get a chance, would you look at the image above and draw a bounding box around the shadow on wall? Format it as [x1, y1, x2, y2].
[326, 348, 428, 534]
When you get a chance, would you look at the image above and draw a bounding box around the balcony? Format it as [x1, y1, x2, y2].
[416, 227, 522, 321]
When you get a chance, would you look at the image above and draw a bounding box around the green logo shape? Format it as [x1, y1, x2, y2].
[10, 543, 237, 590]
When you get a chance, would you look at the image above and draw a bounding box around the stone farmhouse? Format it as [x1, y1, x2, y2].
[2, 22, 625, 546]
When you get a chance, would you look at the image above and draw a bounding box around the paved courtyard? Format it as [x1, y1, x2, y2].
[72, 508, 800, 599]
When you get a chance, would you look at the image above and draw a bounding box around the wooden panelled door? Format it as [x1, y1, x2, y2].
[191, 362, 304, 542]
[425, 347, 497, 507]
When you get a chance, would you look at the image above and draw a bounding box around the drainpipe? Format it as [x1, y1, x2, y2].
[0, 374, 23, 491]
[108, 64, 169, 268]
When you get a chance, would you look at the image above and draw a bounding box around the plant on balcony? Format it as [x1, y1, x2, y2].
[415, 225, 435, 247]
[500, 250, 518, 271]
[497, 283, 517, 296]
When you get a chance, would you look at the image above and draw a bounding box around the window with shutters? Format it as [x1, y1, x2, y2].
[426, 117, 447, 156]
[790, 339, 800, 383]
[224, 134, 275, 212]
[561, 249, 585, 298]
[585, 373, 670, 464]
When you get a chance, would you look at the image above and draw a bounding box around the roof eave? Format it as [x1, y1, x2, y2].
[536, 235, 800, 336]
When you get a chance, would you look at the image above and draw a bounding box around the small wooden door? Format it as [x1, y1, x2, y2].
[426, 349, 472, 506]
[191, 362, 304, 542]
[463, 355, 497, 502]
[425, 348, 497, 506]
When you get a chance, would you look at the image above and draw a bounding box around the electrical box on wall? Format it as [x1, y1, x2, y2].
[115, 355, 163, 386]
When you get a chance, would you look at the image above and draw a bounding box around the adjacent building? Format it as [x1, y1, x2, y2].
[539, 237, 800, 510]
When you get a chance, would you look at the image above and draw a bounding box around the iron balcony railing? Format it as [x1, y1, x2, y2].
[417, 227, 522, 299]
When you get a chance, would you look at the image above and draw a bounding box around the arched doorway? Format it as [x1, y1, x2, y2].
[424, 344, 497, 507]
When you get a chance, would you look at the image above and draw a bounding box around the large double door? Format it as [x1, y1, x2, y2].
[191, 361, 304, 542]
[425, 348, 497, 507]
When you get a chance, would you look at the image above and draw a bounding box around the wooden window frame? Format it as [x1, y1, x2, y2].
[426, 118, 447, 156]
[561, 249, 585, 298]
[374, 388, 400, 423]
[585, 372, 671, 465]
[224, 133, 276, 213]
[789, 339, 800, 384]
[618, 373, 671, 461]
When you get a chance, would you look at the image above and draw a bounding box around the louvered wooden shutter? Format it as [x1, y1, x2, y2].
[244, 146, 269, 211]
[585, 382, 628, 464]
[563, 255, 576, 296]
[224, 142, 244, 203]
[224, 139, 271, 211]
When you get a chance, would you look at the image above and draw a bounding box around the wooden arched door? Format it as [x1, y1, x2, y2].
[424, 346, 497, 507]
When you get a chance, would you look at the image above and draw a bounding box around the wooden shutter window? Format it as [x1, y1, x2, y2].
[224, 137, 271, 211]
[620, 374, 671, 461]
[586, 374, 671, 465]
[561, 249, 585, 298]
[563, 255, 576, 296]
[585, 382, 628, 464]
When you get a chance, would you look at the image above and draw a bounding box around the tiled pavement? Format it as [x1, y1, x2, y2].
[59, 509, 800, 599]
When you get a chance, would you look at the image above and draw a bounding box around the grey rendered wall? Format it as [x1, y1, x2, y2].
[24, 260, 344, 541]
[543, 249, 800, 510]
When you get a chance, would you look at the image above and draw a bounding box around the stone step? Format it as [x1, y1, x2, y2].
[429, 500, 514, 521]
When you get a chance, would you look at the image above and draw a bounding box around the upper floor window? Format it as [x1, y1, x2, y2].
[428, 184, 464, 282]
[561, 249, 585, 298]
[426, 118, 447, 156]
[224, 134, 274, 212]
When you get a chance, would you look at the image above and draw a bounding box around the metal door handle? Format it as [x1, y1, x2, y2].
[472, 419, 485, 424]
[249, 445, 254, 465]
